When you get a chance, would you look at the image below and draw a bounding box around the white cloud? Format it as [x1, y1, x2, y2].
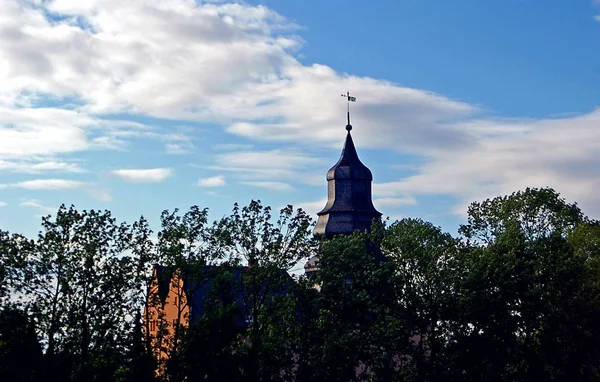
[205, 149, 322, 184]
[375, 109, 600, 217]
[111, 168, 173, 183]
[157, 131, 195, 154]
[216, 150, 319, 170]
[90, 136, 127, 151]
[373, 196, 418, 208]
[0, 0, 300, 118]
[0, 0, 470, 168]
[294, 199, 327, 217]
[0, 107, 91, 159]
[0, 179, 87, 190]
[0, 201, 6, 207]
[1, 0, 600, 222]
[86, 187, 113, 202]
[240, 181, 294, 191]
[223, 66, 476, 152]
[213, 143, 253, 151]
[19, 199, 56, 215]
[0, 105, 157, 161]
[0, 160, 85, 173]
[0, 0, 473, 153]
[197, 175, 226, 187]
[165, 143, 190, 155]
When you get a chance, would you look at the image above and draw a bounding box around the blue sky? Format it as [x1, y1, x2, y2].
[1, 0, 600, 239]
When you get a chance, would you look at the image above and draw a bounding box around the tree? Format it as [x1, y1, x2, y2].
[0, 306, 43, 381]
[315, 229, 406, 382]
[452, 188, 600, 381]
[152, 205, 214, 380]
[188, 200, 317, 381]
[123, 216, 159, 380]
[4, 189, 600, 381]
[382, 218, 462, 380]
[179, 266, 244, 382]
[459, 187, 584, 245]
[25, 205, 133, 381]
[0, 230, 34, 305]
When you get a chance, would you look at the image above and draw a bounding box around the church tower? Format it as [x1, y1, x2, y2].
[313, 119, 382, 238]
[305, 103, 382, 276]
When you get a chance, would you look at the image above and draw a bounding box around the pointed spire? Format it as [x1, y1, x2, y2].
[341, 130, 358, 163]
[331, 130, 370, 179]
[313, 114, 381, 239]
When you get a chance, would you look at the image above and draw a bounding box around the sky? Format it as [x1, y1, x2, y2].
[1, 0, 600, 239]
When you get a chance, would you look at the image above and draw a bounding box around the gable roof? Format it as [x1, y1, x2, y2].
[152, 263, 292, 327]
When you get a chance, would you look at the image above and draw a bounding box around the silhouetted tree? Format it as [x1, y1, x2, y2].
[0, 306, 43, 381]
[1, 189, 599, 381]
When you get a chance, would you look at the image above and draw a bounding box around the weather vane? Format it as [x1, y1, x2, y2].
[341, 91, 356, 131]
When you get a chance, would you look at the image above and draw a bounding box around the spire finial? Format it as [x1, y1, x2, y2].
[341, 91, 356, 132]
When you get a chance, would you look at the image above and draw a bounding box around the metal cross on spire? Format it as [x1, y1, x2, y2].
[341, 91, 356, 131]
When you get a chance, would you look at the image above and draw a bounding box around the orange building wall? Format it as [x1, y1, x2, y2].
[144, 268, 190, 376]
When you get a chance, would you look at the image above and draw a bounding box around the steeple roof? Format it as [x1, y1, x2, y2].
[326, 130, 373, 182]
[313, 122, 382, 239]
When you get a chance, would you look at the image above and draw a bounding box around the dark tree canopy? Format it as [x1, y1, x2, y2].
[1, 189, 600, 381]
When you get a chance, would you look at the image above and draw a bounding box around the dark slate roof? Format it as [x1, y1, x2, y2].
[153, 264, 291, 328]
[326, 131, 373, 182]
[314, 128, 382, 239]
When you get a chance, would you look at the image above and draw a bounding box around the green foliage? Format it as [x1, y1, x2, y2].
[452, 188, 600, 381]
[314, 230, 406, 381]
[216, 201, 316, 268]
[382, 218, 462, 380]
[154, 200, 317, 381]
[0, 230, 34, 304]
[26, 206, 134, 380]
[214, 201, 317, 381]
[459, 187, 584, 244]
[0, 306, 42, 381]
[179, 267, 244, 382]
[1, 190, 600, 381]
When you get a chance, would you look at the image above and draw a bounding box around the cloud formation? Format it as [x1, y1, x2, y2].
[0, 179, 87, 190]
[294, 199, 327, 218]
[0, 160, 85, 174]
[204, 150, 323, 186]
[111, 168, 174, 183]
[240, 181, 295, 191]
[198, 175, 227, 187]
[0, 106, 91, 159]
[374, 109, 600, 217]
[0, 0, 475, 153]
[20, 199, 56, 216]
[373, 196, 418, 209]
[1, 0, 599, 222]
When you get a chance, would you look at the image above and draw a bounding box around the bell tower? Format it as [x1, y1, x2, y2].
[305, 97, 382, 277]
[313, 106, 382, 238]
